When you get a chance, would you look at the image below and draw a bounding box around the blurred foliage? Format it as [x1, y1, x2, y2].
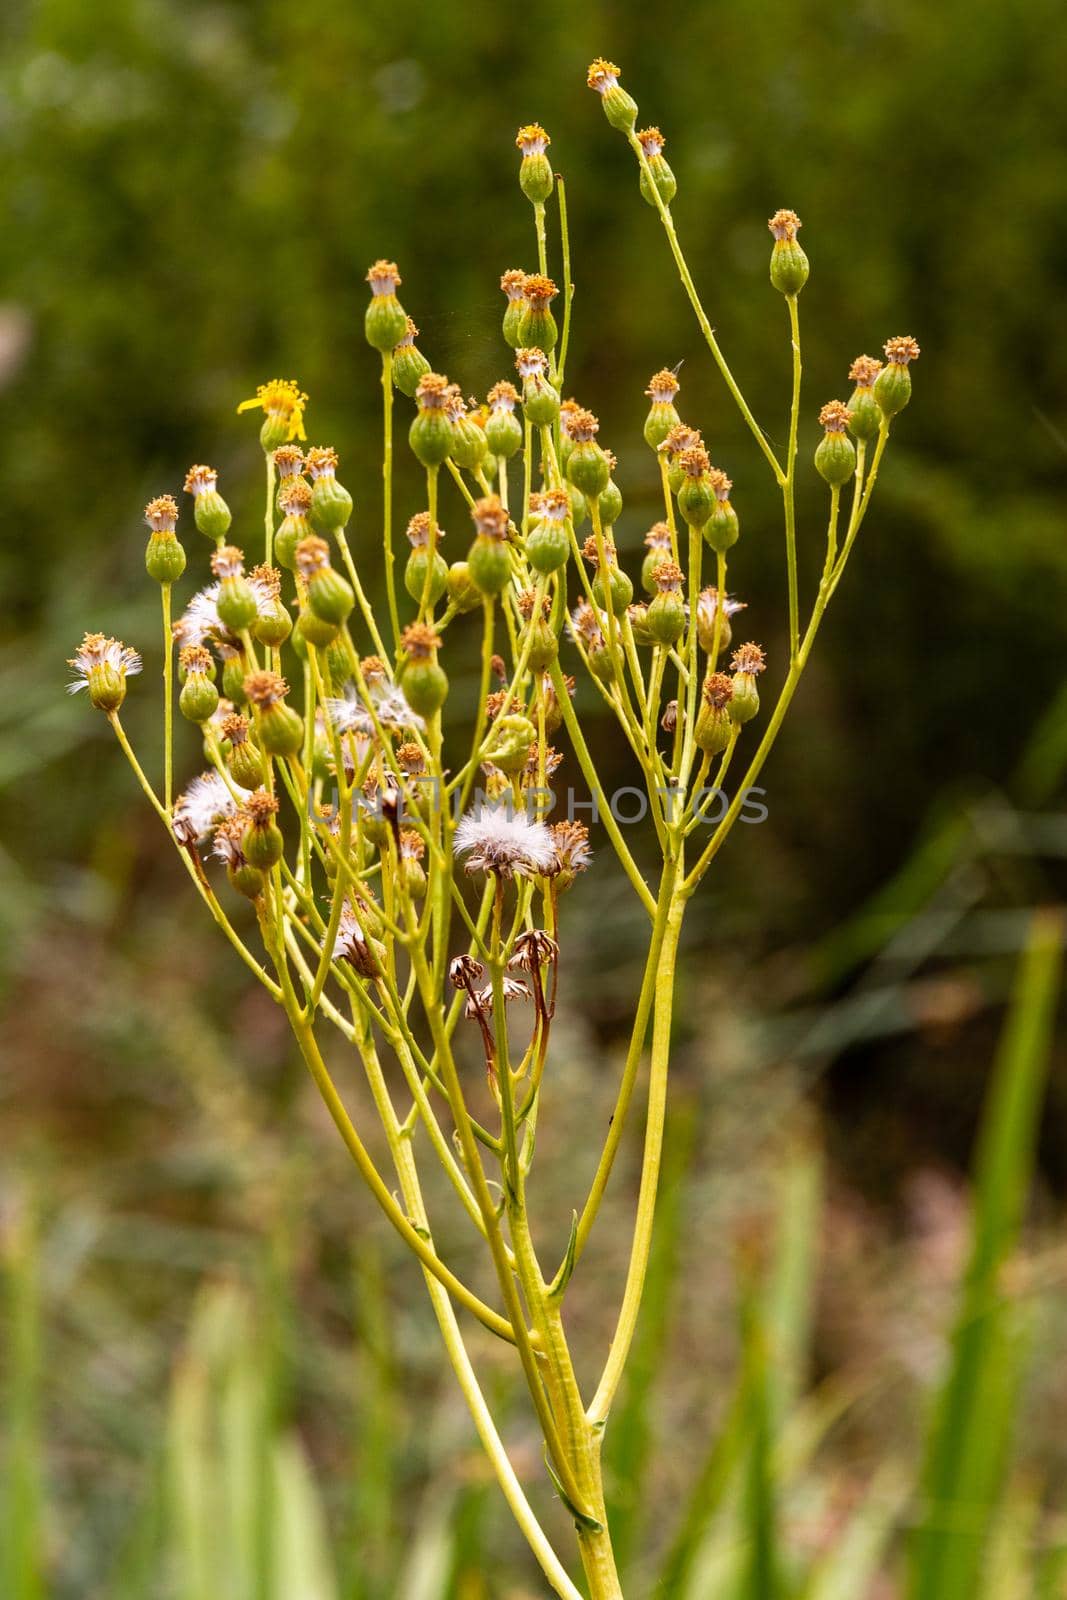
[3, 0, 1067, 1593]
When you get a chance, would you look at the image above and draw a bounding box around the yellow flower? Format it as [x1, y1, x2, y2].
[236, 378, 308, 441]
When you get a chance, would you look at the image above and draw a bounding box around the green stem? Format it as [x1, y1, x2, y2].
[784, 294, 802, 659]
[161, 582, 174, 811]
[381, 351, 400, 651]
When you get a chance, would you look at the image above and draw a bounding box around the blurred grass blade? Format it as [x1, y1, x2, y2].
[272, 1436, 339, 1600]
[1, 1194, 45, 1600]
[907, 909, 1064, 1600]
[765, 1141, 822, 1427]
[801, 1465, 908, 1600]
[739, 1259, 782, 1600]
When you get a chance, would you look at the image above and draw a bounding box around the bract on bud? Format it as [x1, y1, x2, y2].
[728, 642, 766, 723]
[212, 546, 259, 631]
[645, 561, 686, 645]
[565, 408, 610, 497]
[516, 347, 560, 425]
[244, 669, 303, 756]
[526, 488, 572, 574]
[178, 645, 220, 724]
[518, 275, 559, 354]
[643, 367, 682, 450]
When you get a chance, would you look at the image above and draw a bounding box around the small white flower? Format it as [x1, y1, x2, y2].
[453, 807, 557, 879]
[173, 771, 248, 844]
[177, 584, 224, 647]
[67, 633, 142, 694]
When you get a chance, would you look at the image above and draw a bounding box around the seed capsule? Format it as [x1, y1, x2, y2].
[768, 209, 809, 297]
[391, 317, 431, 398]
[845, 356, 884, 443]
[399, 623, 448, 717]
[365, 260, 409, 353]
[874, 335, 920, 417]
[184, 465, 232, 542]
[814, 402, 857, 485]
[516, 124, 554, 205]
[409, 373, 456, 467]
[637, 128, 677, 207]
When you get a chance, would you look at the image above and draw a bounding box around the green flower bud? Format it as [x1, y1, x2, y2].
[845, 356, 884, 442]
[365, 260, 408, 352]
[305, 447, 353, 532]
[303, 558, 354, 626]
[627, 603, 654, 647]
[516, 124, 554, 204]
[467, 497, 513, 595]
[516, 348, 560, 425]
[448, 396, 489, 471]
[500, 270, 528, 349]
[677, 445, 715, 528]
[518, 590, 559, 670]
[242, 789, 284, 869]
[295, 606, 340, 649]
[637, 128, 676, 206]
[641, 523, 674, 594]
[587, 59, 638, 132]
[642, 368, 682, 450]
[517, 275, 559, 354]
[391, 317, 431, 398]
[695, 673, 735, 753]
[399, 623, 448, 717]
[728, 642, 767, 724]
[409, 373, 456, 467]
[223, 714, 266, 790]
[220, 647, 248, 704]
[874, 335, 920, 417]
[245, 669, 303, 756]
[583, 534, 633, 617]
[768, 210, 809, 297]
[598, 469, 623, 528]
[704, 469, 740, 553]
[645, 562, 686, 645]
[404, 522, 449, 610]
[184, 465, 232, 542]
[567, 481, 588, 528]
[446, 560, 483, 613]
[178, 647, 221, 724]
[565, 408, 610, 497]
[814, 401, 857, 485]
[483, 712, 537, 773]
[211, 545, 258, 631]
[485, 382, 524, 458]
[526, 489, 572, 574]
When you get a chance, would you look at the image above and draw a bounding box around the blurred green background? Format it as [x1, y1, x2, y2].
[3, 0, 1067, 1595]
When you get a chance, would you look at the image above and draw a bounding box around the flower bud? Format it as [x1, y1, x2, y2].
[409, 373, 456, 467]
[144, 495, 186, 584]
[643, 368, 682, 450]
[517, 275, 558, 354]
[483, 713, 537, 774]
[295, 536, 354, 626]
[627, 602, 654, 647]
[365, 260, 408, 353]
[695, 673, 734, 753]
[221, 712, 265, 789]
[399, 623, 448, 717]
[212, 546, 259, 631]
[874, 335, 920, 417]
[179, 645, 220, 723]
[526, 488, 571, 574]
[565, 408, 610, 498]
[598, 456, 623, 528]
[294, 606, 340, 649]
[641, 522, 673, 594]
[500, 270, 529, 349]
[814, 401, 857, 484]
[391, 317, 431, 398]
[446, 560, 482, 613]
[636, 127, 676, 207]
[587, 59, 638, 132]
[249, 564, 292, 647]
[557, 399, 581, 471]
[467, 496, 513, 595]
[660, 422, 703, 495]
[404, 512, 448, 608]
[845, 356, 883, 443]
[583, 534, 633, 616]
[645, 561, 686, 645]
[219, 644, 249, 705]
[728, 642, 766, 724]
[242, 789, 284, 869]
[677, 445, 714, 528]
[275, 478, 314, 569]
[768, 210, 809, 297]
[184, 465, 232, 542]
[704, 469, 740, 552]
[518, 589, 558, 670]
[446, 388, 489, 471]
[516, 124, 554, 204]
[399, 831, 427, 900]
[244, 670, 303, 756]
[485, 381, 524, 459]
[515, 348, 560, 426]
[306, 446, 354, 532]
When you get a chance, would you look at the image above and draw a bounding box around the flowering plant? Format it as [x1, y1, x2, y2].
[70, 59, 918, 1598]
